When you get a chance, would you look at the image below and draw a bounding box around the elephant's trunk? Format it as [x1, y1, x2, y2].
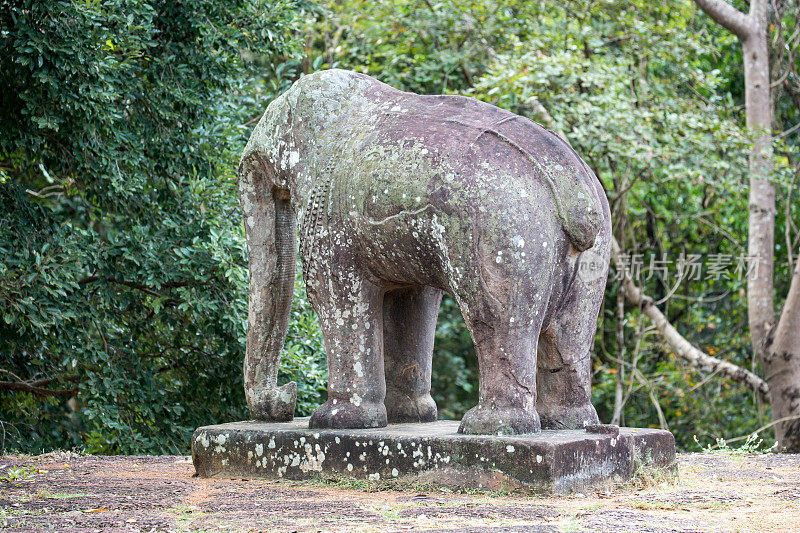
[238, 152, 297, 421]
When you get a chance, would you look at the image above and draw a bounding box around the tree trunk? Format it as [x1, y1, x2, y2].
[692, 0, 800, 451]
[741, 4, 775, 355]
[765, 250, 800, 451]
[740, 0, 800, 453]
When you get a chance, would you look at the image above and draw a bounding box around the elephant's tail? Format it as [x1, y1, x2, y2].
[560, 180, 604, 253]
[544, 133, 605, 253]
[237, 150, 297, 421]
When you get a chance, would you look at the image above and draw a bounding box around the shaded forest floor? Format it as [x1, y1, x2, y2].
[1, 452, 799, 532]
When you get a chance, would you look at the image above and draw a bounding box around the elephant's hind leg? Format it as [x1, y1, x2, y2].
[536, 275, 605, 430]
[537, 322, 600, 429]
[536, 173, 610, 430]
[307, 267, 388, 429]
[457, 303, 544, 435]
[383, 286, 442, 423]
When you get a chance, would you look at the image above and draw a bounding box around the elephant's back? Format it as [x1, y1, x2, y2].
[291, 70, 597, 198]
[356, 90, 604, 252]
[290, 71, 604, 260]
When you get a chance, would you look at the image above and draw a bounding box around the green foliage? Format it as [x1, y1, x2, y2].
[0, 0, 318, 454]
[279, 261, 328, 416]
[431, 295, 476, 419]
[312, 0, 539, 94]
[1, 465, 36, 483]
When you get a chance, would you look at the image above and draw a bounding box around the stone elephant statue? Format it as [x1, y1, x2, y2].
[238, 69, 611, 435]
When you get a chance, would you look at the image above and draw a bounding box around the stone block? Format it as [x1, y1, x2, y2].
[192, 418, 675, 494]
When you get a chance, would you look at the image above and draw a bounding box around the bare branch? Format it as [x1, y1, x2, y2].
[25, 186, 64, 199]
[0, 370, 82, 398]
[77, 276, 188, 304]
[0, 379, 77, 397]
[693, 0, 753, 41]
[244, 111, 264, 127]
[776, 120, 800, 138]
[724, 413, 800, 444]
[612, 237, 770, 400]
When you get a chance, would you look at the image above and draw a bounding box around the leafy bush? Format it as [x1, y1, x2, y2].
[0, 0, 318, 454]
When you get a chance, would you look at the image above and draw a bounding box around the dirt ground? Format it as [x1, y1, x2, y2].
[1, 452, 799, 532]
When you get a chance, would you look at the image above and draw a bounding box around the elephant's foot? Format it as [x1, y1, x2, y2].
[538, 402, 599, 430]
[309, 398, 387, 429]
[385, 389, 437, 423]
[248, 382, 297, 421]
[458, 405, 540, 435]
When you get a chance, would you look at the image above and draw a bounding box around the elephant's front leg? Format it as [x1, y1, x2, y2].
[383, 286, 442, 423]
[308, 269, 388, 429]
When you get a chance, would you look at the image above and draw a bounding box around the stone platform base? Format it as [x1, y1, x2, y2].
[192, 418, 675, 494]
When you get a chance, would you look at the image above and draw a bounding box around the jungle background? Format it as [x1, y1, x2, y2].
[2, 0, 799, 455]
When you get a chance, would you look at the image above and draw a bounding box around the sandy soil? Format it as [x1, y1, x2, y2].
[1, 452, 799, 532]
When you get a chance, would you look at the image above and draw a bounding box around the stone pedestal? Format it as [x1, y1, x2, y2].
[192, 418, 675, 494]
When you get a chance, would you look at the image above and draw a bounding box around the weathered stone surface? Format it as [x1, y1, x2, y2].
[192, 418, 675, 494]
[237, 69, 613, 436]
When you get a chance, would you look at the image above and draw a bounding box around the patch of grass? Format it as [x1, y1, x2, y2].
[618, 458, 678, 492]
[633, 496, 732, 512]
[298, 475, 395, 493]
[0, 509, 24, 530]
[0, 488, 33, 503]
[375, 504, 403, 520]
[694, 499, 732, 510]
[167, 503, 207, 529]
[3, 450, 87, 461]
[631, 499, 678, 511]
[291, 473, 548, 497]
[0, 505, 50, 525]
[1, 465, 35, 483]
[167, 504, 205, 517]
[37, 449, 87, 461]
[558, 514, 582, 532]
[36, 490, 87, 499]
[693, 433, 778, 457]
